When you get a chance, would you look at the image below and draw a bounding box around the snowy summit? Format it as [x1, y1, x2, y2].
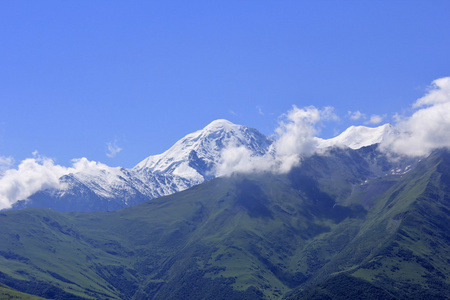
[4, 119, 400, 212]
[317, 124, 395, 150]
[134, 119, 272, 182]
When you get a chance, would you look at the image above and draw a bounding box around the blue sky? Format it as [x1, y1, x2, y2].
[1, 1, 450, 168]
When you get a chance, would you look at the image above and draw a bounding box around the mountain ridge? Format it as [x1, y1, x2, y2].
[0, 148, 448, 299]
[316, 123, 395, 149]
[7, 119, 397, 212]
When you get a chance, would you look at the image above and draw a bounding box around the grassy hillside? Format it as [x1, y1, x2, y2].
[290, 149, 450, 299]
[0, 148, 449, 299]
[0, 283, 48, 299]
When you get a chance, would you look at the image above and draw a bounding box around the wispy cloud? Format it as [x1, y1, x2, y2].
[347, 110, 366, 121]
[0, 156, 14, 174]
[256, 106, 265, 116]
[106, 140, 122, 158]
[348, 110, 387, 125]
[366, 114, 385, 125]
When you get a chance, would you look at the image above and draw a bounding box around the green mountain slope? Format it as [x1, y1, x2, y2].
[290, 149, 450, 299]
[0, 283, 48, 299]
[0, 148, 449, 299]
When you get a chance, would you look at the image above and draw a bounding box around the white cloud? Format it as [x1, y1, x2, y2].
[3, 77, 449, 209]
[216, 105, 338, 176]
[257, 106, 265, 116]
[0, 156, 14, 174]
[366, 114, 385, 125]
[0, 153, 117, 210]
[106, 141, 122, 158]
[348, 110, 366, 121]
[381, 76, 450, 157]
[216, 146, 273, 175]
[71, 157, 115, 175]
[413, 77, 450, 108]
[273, 106, 323, 172]
[0, 154, 67, 210]
[348, 110, 386, 125]
[392, 113, 403, 123]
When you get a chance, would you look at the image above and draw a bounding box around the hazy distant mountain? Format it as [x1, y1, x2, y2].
[1, 147, 447, 299]
[10, 120, 398, 212]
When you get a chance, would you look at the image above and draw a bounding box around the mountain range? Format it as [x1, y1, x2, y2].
[1, 119, 449, 299]
[0, 145, 449, 299]
[10, 119, 395, 213]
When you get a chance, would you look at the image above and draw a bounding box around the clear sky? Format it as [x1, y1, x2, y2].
[1, 1, 450, 168]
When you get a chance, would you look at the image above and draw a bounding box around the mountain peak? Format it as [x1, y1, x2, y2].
[318, 123, 394, 149]
[204, 119, 235, 129]
[134, 119, 272, 181]
[198, 119, 243, 136]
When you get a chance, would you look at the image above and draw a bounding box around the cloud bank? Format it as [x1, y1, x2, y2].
[381, 77, 450, 156]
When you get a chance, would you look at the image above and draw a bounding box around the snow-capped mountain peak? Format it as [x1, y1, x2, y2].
[10, 119, 402, 213]
[317, 124, 394, 149]
[203, 118, 237, 131]
[134, 119, 271, 179]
